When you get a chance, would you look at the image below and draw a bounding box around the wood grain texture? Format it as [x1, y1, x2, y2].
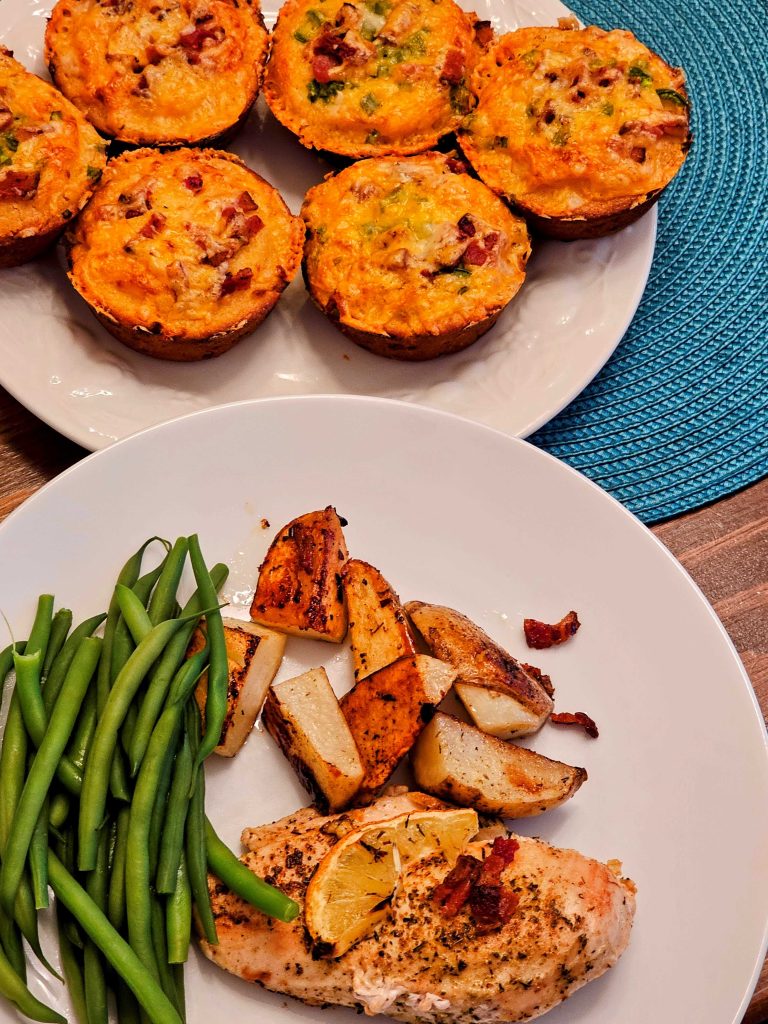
[0, 383, 766, 1021]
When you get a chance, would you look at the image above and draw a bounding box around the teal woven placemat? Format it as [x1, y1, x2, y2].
[530, 0, 768, 524]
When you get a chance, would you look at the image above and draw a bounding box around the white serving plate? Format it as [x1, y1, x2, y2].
[0, 0, 655, 451]
[0, 395, 766, 1024]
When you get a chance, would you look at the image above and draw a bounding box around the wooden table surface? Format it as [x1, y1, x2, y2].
[1, 384, 767, 1021]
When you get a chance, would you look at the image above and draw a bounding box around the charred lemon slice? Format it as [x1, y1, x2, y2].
[304, 807, 477, 957]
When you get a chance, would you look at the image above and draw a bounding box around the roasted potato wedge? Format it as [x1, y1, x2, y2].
[341, 654, 456, 804]
[191, 617, 286, 757]
[342, 559, 416, 681]
[406, 601, 553, 737]
[412, 712, 587, 818]
[263, 667, 364, 812]
[250, 507, 349, 642]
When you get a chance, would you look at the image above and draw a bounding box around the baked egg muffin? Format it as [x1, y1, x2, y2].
[460, 20, 692, 239]
[0, 47, 106, 269]
[265, 0, 482, 158]
[302, 152, 531, 360]
[45, 0, 269, 147]
[65, 148, 304, 360]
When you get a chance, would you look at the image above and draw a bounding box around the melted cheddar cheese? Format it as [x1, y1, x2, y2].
[302, 152, 530, 338]
[265, 0, 480, 157]
[66, 148, 304, 347]
[461, 24, 691, 220]
[45, 0, 269, 146]
[0, 48, 106, 255]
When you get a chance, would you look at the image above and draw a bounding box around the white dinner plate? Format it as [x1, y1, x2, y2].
[0, 0, 656, 451]
[0, 395, 766, 1024]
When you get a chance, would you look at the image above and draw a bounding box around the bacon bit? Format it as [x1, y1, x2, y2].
[245, 214, 264, 237]
[473, 19, 493, 46]
[0, 107, 13, 131]
[184, 174, 203, 192]
[457, 214, 475, 238]
[469, 884, 520, 933]
[312, 54, 336, 83]
[524, 610, 580, 649]
[238, 190, 257, 212]
[551, 711, 599, 738]
[522, 662, 554, 699]
[221, 205, 237, 224]
[220, 267, 252, 296]
[16, 125, 45, 141]
[433, 855, 481, 917]
[446, 156, 470, 175]
[440, 48, 465, 86]
[0, 170, 40, 200]
[478, 836, 518, 883]
[139, 212, 166, 238]
[146, 43, 164, 64]
[630, 146, 646, 163]
[179, 23, 224, 59]
[463, 241, 489, 266]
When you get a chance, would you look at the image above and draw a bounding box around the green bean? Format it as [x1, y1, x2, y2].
[43, 615, 106, 713]
[156, 733, 193, 894]
[128, 563, 228, 776]
[147, 538, 188, 627]
[97, 538, 168, 715]
[13, 650, 47, 747]
[107, 807, 130, 932]
[148, 747, 175, 878]
[49, 793, 70, 830]
[42, 609, 72, 680]
[56, 905, 87, 1024]
[48, 851, 183, 1024]
[14, 648, 84, 797]
[184, 701, 216, 945]
[0, 640, 25, 689]
[0, 935, 65, 1023]
[109, 747, 131, 803]
[29, 798, 49, 910]
[150, 898, 179, 1015]
[187, 537, 228, 769]
[110, 557, 170, 683]
[26, 595, 54, 662]
[115, 981, 141, 1024]
[0, 694, 27, 854]
[166, 855, 191, 965]
[127, 708, 184, 975]
[115, 585, 152, 646]
[0, 905, 25, 980]
[171, 965, 185, 1022]
[83, 828, 110, 1024]
[205, 818, 299, 923]
[68, 686, 97, 774]
[0, 637, 102, 914]
[79, 617, 202, 871]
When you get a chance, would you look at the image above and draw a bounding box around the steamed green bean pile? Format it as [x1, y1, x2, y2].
[0, 535, 299, 1024]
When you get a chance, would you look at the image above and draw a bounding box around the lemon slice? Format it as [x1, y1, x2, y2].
[305, 807, 478, 958]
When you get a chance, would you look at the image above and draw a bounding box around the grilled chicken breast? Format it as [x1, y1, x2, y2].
[201, 792, 636, 1022]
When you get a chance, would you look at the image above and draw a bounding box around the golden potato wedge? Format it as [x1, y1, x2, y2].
[406, 601, 553, 737]
[250, 507, 349, 642]
[412, 712, 587, 818]
[191, 617, 286, 757]
[340, 654, 456, 804]
[342, 559, 417, 682]
[263, 667, 364, 812]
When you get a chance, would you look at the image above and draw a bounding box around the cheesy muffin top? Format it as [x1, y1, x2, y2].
[302, 152, 530, 338]
[0, 48, 106, 246]
[460, 22, 691, 220]
[265, 0, 481, 157]
[66, 148, 304, 343]
[45, 0, 269, 146]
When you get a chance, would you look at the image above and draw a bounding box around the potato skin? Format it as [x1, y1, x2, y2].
[64, 147, 304, 360]
[45, 0, 270, 147]
[302, 152, 530, 361]
[461, 25, 692, 239]
[0, 48, 107, 269]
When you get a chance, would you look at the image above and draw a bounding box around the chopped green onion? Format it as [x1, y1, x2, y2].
[656, 88, 689, 108]
[360, 92, 380, 115]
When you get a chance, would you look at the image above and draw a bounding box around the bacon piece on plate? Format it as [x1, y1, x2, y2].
[524, 610, 580, 649]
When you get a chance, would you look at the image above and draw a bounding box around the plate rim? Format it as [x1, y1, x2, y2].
[2, 392, 764, 1022]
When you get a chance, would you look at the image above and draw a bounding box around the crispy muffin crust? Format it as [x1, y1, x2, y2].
[460, 23, 691, 238]
[302, 152, 530, 360]
[0, 47, 107, 268]
[265, 0, 482, 158]
[65, 147, 304, 360]
[45, 0, 269, 147]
